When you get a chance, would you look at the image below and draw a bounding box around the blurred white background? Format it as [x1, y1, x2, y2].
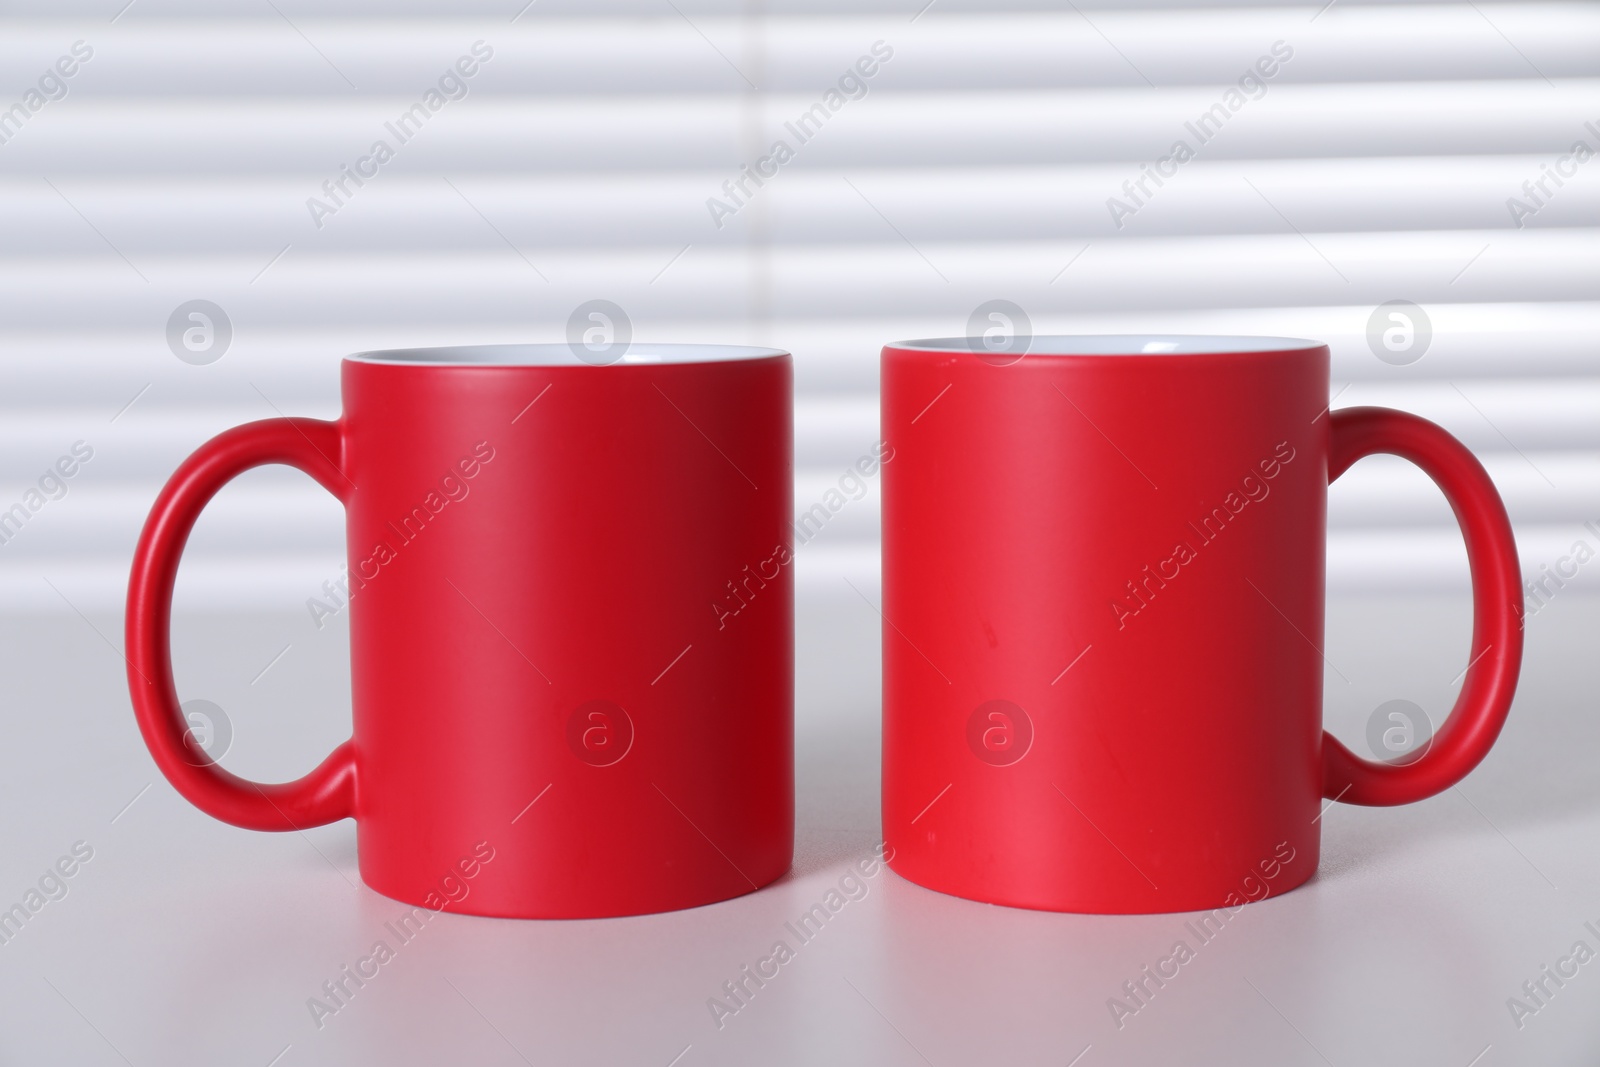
[0, 0, 1594, 614]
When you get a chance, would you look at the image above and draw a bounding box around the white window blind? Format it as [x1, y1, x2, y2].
[0, 0, 1594, 610]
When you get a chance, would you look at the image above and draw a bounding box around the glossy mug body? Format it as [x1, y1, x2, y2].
[127, 344, 794, 918]
[880, 335, 1522, 914]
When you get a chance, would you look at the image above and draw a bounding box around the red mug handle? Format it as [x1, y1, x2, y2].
[126, 418, 358, 830]
[1322, 407, 1523, 806]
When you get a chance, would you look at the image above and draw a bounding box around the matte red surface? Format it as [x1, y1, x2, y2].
[127, 353, 794, 918]
[880, 339, 1523, 914]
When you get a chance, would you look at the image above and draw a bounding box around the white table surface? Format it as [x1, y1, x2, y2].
[1, 586, 1596, 1066]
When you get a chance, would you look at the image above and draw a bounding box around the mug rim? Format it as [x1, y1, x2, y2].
[347, 342, 789, 367]
[886, 334, 1326, 357]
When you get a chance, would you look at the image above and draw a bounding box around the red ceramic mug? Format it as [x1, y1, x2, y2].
[880, 335, 1522, 914]
[127, 343, 794, 918]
